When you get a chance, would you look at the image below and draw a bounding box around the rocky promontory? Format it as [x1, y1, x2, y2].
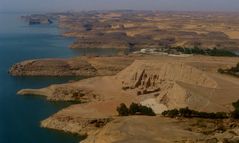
[9, 56, 133, 77]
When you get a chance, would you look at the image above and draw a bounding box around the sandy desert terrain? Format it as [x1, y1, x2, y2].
[57, 11, 239, 50]
[10, 11, 239, 143]
[13, 54, 239, 142]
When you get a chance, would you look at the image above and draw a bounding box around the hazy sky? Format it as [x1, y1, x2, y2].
[1, 0, 239, 12]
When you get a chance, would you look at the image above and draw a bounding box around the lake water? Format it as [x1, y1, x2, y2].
[0, 12, 117, 143]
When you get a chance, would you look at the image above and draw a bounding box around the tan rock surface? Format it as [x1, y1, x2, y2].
[59, 11, 239, 50]
[17, 56, 239, 113]
[81, 116, 205, 143]
[15, 55, 239, 142]
[80, 116, 239, 143]
[9, 56, 133, 77]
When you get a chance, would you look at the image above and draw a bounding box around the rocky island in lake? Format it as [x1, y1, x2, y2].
[21, 14, 53, 25]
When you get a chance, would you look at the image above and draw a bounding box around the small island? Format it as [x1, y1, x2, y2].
[21, 14, 53, 25]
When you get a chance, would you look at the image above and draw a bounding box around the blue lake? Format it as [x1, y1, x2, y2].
[0, 12, 117, 143]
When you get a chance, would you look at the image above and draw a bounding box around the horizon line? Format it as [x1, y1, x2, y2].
[1, 9, 239, 14]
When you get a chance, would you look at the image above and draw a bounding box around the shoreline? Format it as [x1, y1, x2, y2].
[9, 11, 239, 143]
[12, 54, 239, 142]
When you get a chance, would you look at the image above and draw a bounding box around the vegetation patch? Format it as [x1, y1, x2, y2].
[162, 107, 228, 119]
[174, 47, 237, 57]
[231, 100, 239, 119]
[162, 100, 239, 119]
[218, 63, 239, 77]
[117, 103, 156, 116]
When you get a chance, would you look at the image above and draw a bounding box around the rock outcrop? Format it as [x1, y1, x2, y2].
[21, 14, 53, 25]
[9, 59, 97, 77]
[119, 60, 217, 90]
[40, 100, 129, 136]
[116, 60, 222, 113]
[17, 85, 98, 102]
[9, 57, 133, 77]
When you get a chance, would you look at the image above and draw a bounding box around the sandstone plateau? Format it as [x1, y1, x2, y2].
[57, 11, 239, 50]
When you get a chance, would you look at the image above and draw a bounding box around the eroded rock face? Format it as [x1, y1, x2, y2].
[122, 69, 161, 95]
[41, 116, 112, 136]
[119, 60, 217, 91]
[40, 101, 122, 136]
[117, 60, 223, 113]
[9, 57, 134, 77]
[50, 86, 99, 102]
[17, 82, 102, 102]
[9, 59, 97, 77]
